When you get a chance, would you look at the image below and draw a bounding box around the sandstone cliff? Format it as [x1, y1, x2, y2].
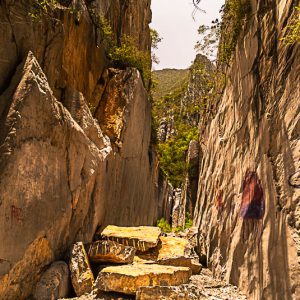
[0, 1, 158, 299]
[194, 1, 300, 299]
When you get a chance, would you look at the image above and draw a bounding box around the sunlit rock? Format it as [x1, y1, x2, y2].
[100, 226, 162, 252]
[69, 242, 94, 296]
[94, 264, 191, 295]
[86, 240, 136, 264]
[136, 285, 200, 300]
[157, 236, 201, 274]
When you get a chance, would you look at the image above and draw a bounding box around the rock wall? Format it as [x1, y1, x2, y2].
[0, 1, 158, 299]
[194, 0, 300, 299]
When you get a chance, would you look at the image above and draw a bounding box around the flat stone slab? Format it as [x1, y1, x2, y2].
[69, 242, 95, 296]
[100, 226, 161, 251]
[136, 285, 193, 300]
[157, 236, 202, 274]
[94, 264, 191, 295]
[86, 240, 136, 264]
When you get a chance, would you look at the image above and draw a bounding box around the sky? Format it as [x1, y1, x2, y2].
[151, 0, 225, 70]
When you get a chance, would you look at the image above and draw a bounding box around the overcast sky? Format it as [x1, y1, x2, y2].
[151, 0, 225, 70]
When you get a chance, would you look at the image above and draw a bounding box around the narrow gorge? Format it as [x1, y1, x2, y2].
[0, 0, 299, 299]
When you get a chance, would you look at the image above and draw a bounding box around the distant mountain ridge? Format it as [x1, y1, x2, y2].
[152, 68, 189, 102]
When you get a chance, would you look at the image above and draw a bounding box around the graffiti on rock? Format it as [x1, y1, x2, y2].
[240, 171, 264, 242]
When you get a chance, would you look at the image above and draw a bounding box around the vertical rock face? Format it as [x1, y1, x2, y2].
[0, 1, 156, 299]
[0, 52, 108, 299]
[94, 68, 158, 227]
[0, 0, 152, 105]
[194, 1, 300, 299]
[174, 140, 200, 229]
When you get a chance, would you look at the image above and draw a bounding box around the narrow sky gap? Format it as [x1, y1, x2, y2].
[151, 0, 225, 70]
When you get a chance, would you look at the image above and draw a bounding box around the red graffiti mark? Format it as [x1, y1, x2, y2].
[240, 171, 265, 243]
[11, 205, 23, 224]
[214, 190, 224, 220]
[240, 171, 264, 220]
[215, 190, 224, 212]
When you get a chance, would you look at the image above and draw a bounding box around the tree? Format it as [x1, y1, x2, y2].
[150, 28, 162, 64]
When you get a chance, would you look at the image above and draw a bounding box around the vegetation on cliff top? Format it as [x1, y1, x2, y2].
[29, 0, 56, 20]
[196, 0, 250, 66]
[98, 16, 151, 87]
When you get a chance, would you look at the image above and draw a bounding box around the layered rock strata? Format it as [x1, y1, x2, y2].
[86, 240, 136, 264]
[100, 226, 162, 251]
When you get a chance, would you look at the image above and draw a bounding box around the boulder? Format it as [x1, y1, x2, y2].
[86, 240, 136, 264]
[94, 264, 192, 295]
[157, 236, 202, 274]
[33, 261, 70, 300]
[69, 242, 94, 296]
[100, 226, 161, 252]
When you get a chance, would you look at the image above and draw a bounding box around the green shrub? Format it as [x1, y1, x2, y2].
[185, 212, 193, 229]
[150, 28, 162, 64]
[218, 0, 250, 65]
[29, 0, 56, 20]
[282, 6, 300, 44]
[174, 226, 184, 233]
[196, 0, 250, 66]
[110, 35, 151, 85]
[158, 124, 198, 188]
[88, 102, 96, 115]
[97, 16, 151, 86]
[157, 218, 172, 233]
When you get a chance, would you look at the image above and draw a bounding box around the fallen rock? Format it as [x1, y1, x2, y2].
[189, 269, 248, 299]
[136, 285, 203, 300]
[69, 242, 94, 296]
[136, 269, 248, 300]
[33, 261, 70, 300]
[59, 292, 134, 300]
[58, 294, 99, 300]
[86, 240, 136, 264]
[100, 226, 161, 251]
[157, 236, 202, 274]
[94, 264, 192, 295]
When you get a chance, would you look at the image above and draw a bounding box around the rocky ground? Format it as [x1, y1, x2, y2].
[33, 226, 247, 300]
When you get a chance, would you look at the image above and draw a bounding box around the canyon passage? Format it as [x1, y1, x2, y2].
[0, 0, 299, 300]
